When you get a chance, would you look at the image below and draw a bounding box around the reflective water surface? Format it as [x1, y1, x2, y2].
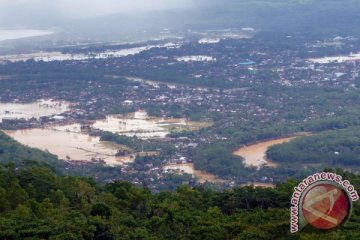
[5, 127, 132, 166]
[93, 111, 211, 139]
[233, 137, 295, 168]
[163, 163, 226, 183]
[0, 99, 70, 122]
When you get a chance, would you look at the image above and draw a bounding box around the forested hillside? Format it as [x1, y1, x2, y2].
[0, 163, 359, 239]
[0, 131, 59, 167]
[1, 131, 359, 239]
[267, 127, 360, 167]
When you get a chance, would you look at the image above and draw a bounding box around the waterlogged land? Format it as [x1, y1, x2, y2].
[0, 29, 53, 41]
[0, 100, 220, 183]
[163, 163, 226, 184]
[124, 76, 214, 90]
[0, 99, 70, 122]
[0, 101, 210, 168]
[4, 127, 132, 166]
[241, 182, 276, 188]
[3, 32, 360, 190]
[93, 111, 211, 139]
[233, 137, 296, 168]
[0, 42, 182, 62]
[309, 52, 360, 63]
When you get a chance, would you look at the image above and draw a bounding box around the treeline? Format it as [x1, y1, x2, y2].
[193, 144, 250, 177]
[0, 132, 59, 168]
[0, 131, 125, 184]
[100, 131, 176, 156]
[302, 112, 360, 132]
[0, 162, 359, 239]
[193, 105, 360, 178]
[267, 127, 360, 166]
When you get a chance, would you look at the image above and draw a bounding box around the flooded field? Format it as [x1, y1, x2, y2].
[163, 163, 226, 183]
[124, 77, 178, 89]
[241, 182, 276, 189]
[1, 100, 210, 166]
[0, 29, 53, 41]
[4, 127, 132, 166]
[0, 99, 70, 122]
[233, 137, 295, 168]
[0, 42, 181, 62]
[124, 76, 221, 91]
[309, 52, 360, 63]
[93, 111, 211, 139]
[176, 55, 216, 62]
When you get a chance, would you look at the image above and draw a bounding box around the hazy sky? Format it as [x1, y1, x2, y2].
[2, 0, 192, 15]
[0, 0, 193, 27]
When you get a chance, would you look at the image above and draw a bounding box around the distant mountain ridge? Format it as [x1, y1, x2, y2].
[186, 0, 360, 34]
[77, 0, 360, 39]
[2, 1, 360, 44]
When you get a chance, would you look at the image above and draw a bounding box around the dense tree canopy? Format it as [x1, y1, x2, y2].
[267, 127, 360, 166]
[0, 163, 359, 239]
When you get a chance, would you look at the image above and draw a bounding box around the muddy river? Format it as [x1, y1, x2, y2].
[233, 137, 295, 168]
[163, 163, 226, 184]
[1, 100, 294, 185]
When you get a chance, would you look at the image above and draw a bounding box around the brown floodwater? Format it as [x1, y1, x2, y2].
[1, 103, 211, 167]
[93, 110, 211, 139]
[4, 127, 132, 166]
[163, 163, 226, 184]
[0, 99, 70, 122]
[233, 137, 296, 168]
[241, 182, 276, 188]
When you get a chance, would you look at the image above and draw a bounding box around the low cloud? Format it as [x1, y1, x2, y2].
[0, 0, 193, 27]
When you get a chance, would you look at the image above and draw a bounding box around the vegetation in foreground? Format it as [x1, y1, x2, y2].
[0, 162, 359, 240]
